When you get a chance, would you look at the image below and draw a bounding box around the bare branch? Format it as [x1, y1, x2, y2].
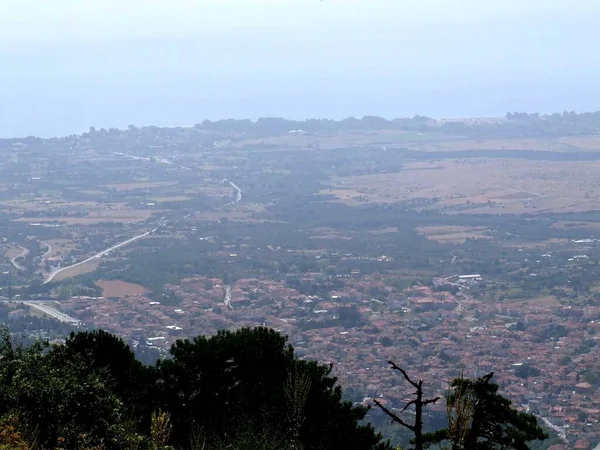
[401, 399, 418, 413]
[387, 360, 420, 389]
[381, 363, 438, 450]
[374, 399, 415, 432]
[481, 372, 494, 384]
[423, 397, 441, 406]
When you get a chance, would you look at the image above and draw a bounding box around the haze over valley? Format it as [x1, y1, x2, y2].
[2, 1, 600, 449]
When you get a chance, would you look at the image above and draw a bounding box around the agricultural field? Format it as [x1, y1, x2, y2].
[324, 158, 600, 214]
[95, 280, 147, 298]
[102, 181, 179, 191]
[230, 129, 442, 150]
[403, 135, 600, 152]
[51, 260, 103, 282]
[416, 226, 492, 243]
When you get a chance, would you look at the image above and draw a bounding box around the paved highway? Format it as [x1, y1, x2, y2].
[19, 300, 81, 325]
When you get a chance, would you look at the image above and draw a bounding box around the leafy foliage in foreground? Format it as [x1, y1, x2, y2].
[0, 326, 549, 450]
[0, 327, 391, 450]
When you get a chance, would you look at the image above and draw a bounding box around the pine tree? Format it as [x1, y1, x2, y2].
[423, 372, 547, 449]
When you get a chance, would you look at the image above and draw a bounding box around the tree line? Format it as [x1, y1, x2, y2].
[5, 110, 600, 148]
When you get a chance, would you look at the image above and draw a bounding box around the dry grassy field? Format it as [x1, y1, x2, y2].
[42, 239, 79, 262]
[500, 237, 572, 249]
[96, 280, 147, 297]
[416, 226, 492, 243]
[310, 234, 352, 241]
[52, 260, 101, 281]
[368, 227, 399, 234]
[1, 199, 99, 212]
[233, 129, 438, 150]
[4, 246, 23, 259]
[194, 204, 276, 223]
[549, 221, 600, 231]
[149, 196, 191, 202]
[403, 135, 600, 152]
[102, 181, 178, 191]
[230, 131, 600, 153]
[324, 159, 600, 214]
[16, 208, 155, 225]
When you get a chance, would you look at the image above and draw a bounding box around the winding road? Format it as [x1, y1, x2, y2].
[222, 179, 243, 205]
[10, 246, 28, 271]
[185, 179, 243, 220]
[229, 181, 242, 203]
[41, 241, 52, 260]
[44, 230, 154, 284]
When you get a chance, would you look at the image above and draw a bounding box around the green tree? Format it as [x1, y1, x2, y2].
[337, 304, 364, 328]
[156, 327, 391, 450]
[423, 372, 547, 449]
[0, 328, 127, 449]
[0, 327, 392, 449]
[63, 329, 154, 417]
[514, 364, 540, 379]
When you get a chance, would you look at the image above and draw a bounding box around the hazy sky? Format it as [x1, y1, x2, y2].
[2, 0, 600, 137]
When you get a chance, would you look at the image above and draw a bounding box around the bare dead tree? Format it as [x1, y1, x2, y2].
[374, 361, 440, 450]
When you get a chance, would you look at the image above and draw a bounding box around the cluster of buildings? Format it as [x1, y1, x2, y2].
[59, 273, 600, 446]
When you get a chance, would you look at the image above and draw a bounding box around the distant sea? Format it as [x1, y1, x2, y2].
[2, 75, 599, 138]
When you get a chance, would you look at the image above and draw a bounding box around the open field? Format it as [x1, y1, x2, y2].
[1, 199, 100, 212]
[194, 204, 274, 223]
[226, 132, 600, 153]
[4, 246, 23, 260]
[549, 221, 600, 231]
[102, 181, 178, 191]
[233, 130, 441, 149]
[43, 239, 78, 259]
[500, 237, 572, 249]
[368, 227, 399, 235]
[501, 295, 560, 307]
[149, 196, 191, 202]
[324, 159, 600, 214]
[80, 189, 107, 195]
[52, 260, 101, 281]
[416, 226, 492, 243]
[309, 227, 355, 241]
[16, 208, 156, 225]
[555, 135, 600, 151]
[194, 186, 237, 197]
[96, 280, 147, 297]
[403, 135, 600, 152]
[310, 234, 352, 241]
